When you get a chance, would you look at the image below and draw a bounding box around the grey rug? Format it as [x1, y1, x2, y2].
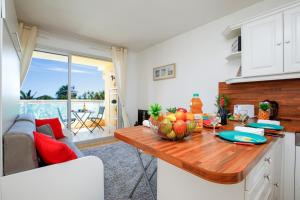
[82, 142, 157, 200]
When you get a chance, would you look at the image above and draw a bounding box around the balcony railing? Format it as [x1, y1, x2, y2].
[20, 99, 105, 120]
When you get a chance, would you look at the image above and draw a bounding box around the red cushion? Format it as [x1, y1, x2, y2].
[35, 118, 64, 139]
[33, 131, 77, 165]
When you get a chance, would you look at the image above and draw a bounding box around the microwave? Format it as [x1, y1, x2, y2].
[234, 104, 255, 118]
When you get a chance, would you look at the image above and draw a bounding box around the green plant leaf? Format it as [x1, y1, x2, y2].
[148, 103, 162, 120]
[259, 102, 270, 111]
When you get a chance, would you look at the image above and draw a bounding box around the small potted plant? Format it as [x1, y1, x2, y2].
[258, 102, 270, 120]
[216, 94, 229, 125]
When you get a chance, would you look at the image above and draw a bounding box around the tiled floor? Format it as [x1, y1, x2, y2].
[71, 126, 114, 144]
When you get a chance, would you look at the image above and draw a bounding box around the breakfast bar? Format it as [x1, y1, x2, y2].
[114, 123, 283, 200]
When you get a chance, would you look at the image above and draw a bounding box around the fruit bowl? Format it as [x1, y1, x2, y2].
[149, 119, 196, 141]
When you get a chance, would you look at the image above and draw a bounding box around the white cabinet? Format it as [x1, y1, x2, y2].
[271, 139, 283, 200]
[242, 13, 284, 77]
[158, 138, 283, 200]
[284, 6, 300, 73]
[226, 3, 300, 83]
[245, 139, 282, 200]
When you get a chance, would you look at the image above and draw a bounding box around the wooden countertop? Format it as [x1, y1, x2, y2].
[114, 123, 277, 184]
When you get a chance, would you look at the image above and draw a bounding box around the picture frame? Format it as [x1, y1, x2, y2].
[153, 63, 176, 81]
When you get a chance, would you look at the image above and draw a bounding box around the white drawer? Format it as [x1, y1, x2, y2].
[246, 145, 275, 191]
[246, 158, 271, 191]
[245, 172, 273, 200]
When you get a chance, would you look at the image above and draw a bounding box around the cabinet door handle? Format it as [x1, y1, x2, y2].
[274, 183, 279, 187]
[264, 174, 270, 181]
[276, 42, 282, 46]
[285, 41, 291, 44]
[264, 157, 271, 164]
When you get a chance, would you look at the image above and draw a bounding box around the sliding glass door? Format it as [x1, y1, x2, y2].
[70, 55, 106, 136]
[20, 51, 69, 125]
[20, 50, 113, 141]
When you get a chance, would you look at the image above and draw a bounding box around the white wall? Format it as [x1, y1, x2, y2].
[135, 0, 296, 114]
[0, 0, 21, 175]
[1, 22, 20, 132]
[36, 29, 112, 60]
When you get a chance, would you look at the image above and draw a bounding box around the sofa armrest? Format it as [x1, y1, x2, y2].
[3, 133, 38, 175]
[62, 128, 74, 138]
[0, 156, 104, 200]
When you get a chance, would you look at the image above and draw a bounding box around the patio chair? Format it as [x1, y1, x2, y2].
[89, 106, 105, 132]
[57, 108, 76, 126]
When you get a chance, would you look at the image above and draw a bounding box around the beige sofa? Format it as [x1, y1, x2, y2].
[1, 114, 104, 200]
[3, 114, 83, 175]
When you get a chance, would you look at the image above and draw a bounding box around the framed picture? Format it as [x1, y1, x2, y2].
[153, 63, 176, 81]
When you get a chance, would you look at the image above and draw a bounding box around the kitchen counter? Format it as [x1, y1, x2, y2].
[114, 122, 278, 184]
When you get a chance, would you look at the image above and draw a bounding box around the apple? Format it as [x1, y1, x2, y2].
[177, 108, 187, 113]
[175, 111, 186, 121]
[173, 120, 187, 137]
[159, 119, 172, 135]
[165, 113, 176, 122]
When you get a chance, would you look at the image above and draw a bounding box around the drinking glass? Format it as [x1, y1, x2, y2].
[210, 114, 220, 135]
[239, 110, 248, 126]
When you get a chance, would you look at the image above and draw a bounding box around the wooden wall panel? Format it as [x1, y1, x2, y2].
[219, 79, 300, 120]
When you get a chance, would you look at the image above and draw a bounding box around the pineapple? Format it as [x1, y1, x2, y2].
[148, 103, 162, 126]
[166, 107, 177, 114]
[258, 102, 270, 120]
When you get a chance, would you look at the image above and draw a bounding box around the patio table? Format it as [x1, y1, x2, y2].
[72, 110, 94, 135]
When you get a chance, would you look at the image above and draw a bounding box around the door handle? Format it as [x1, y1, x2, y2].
[264, 157, 271, 164]
[285, 41, 291, 44]
[264, 174, 270, 181]
[276, 42, 282, 46]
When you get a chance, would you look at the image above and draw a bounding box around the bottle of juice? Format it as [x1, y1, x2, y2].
[190, 93, 203, 132]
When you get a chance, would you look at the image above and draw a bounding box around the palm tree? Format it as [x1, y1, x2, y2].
[36, 95, 54, 100]
[95, 91, 105, 100]
[20, 90, 36, 99]
[79, 90, 104, 100]
[56, 85, 77, 99]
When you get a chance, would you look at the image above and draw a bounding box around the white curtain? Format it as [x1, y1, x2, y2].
[19, 22, 38, 85]
[111, 46, 130, 127]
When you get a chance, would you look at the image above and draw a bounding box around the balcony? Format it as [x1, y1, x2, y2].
[20, 99, 111, 142]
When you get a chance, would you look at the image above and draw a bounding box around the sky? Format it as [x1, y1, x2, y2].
[21, 58, 105, 98]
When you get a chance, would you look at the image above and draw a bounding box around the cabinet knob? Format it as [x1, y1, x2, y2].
[264, 157, 271, 164]
[264, 174, 270, 181]
[274, 183, 279, 187]
[276, 42, 282, 46]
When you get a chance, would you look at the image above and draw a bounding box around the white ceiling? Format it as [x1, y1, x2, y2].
[14, 0, 262, 51]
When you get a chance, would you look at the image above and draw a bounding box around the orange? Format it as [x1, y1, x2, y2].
[186, 112, 194, 121]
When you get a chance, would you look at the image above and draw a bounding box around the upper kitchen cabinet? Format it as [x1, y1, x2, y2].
[284, 6, 300, 73]
[242, 13, 284, 77]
